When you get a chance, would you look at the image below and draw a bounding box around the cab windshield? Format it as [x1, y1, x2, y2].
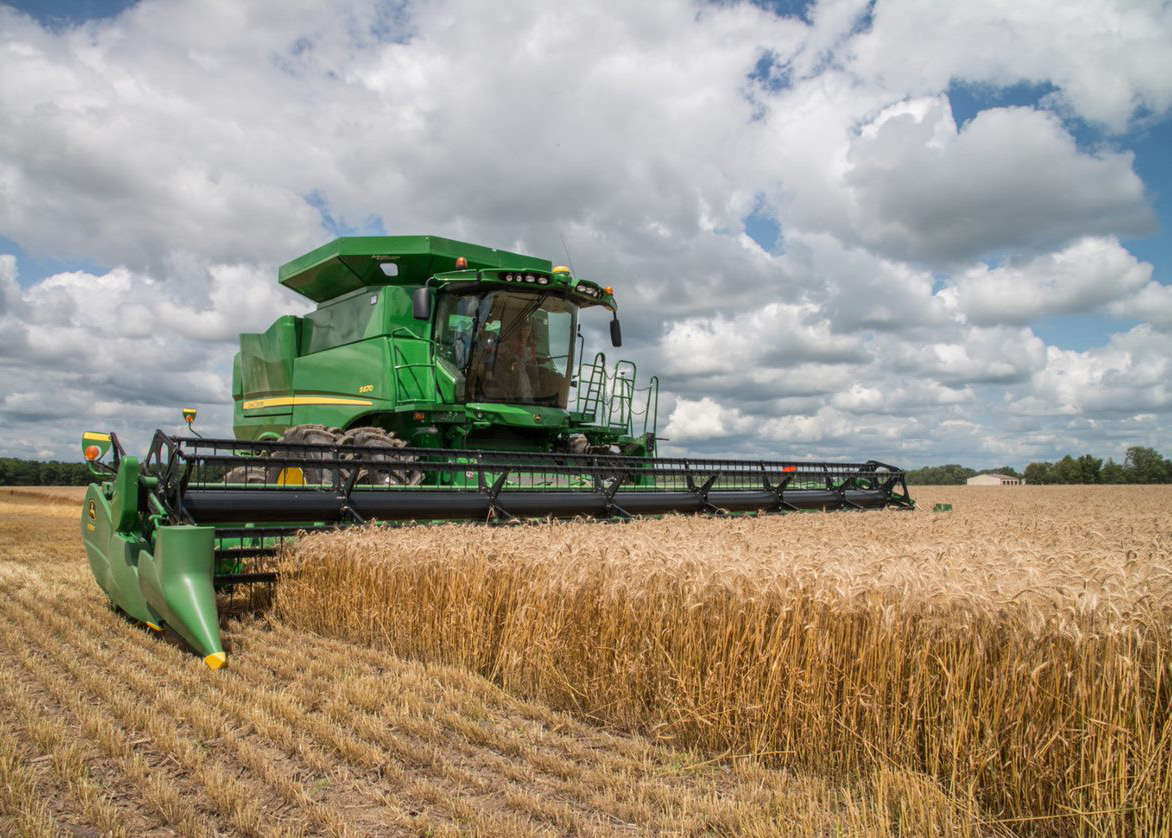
[434, 290, 578, 408]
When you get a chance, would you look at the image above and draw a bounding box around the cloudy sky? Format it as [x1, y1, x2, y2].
[1, 0, 1170, 467]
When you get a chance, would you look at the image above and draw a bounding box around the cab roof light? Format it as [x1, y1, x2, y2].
[501, 271, 549, 284]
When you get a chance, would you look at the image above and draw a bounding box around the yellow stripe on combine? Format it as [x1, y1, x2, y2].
[82, 432, 112, 442]
[241, 396, 374, 411]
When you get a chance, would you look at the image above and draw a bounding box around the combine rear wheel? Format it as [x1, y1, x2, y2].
[338, 427, 423, 486]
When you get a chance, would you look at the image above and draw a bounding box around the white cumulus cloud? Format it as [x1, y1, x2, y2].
[844, 102, 1154, 263]
[945, 237, 1153, 326]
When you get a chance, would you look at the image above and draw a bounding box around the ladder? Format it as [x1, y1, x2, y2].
[574, 351, 608, 423]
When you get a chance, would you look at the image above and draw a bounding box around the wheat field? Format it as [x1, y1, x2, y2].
[0, 488, 1037, 837]
[278, 486, 1172, 837]
[0, 486, 86, 505]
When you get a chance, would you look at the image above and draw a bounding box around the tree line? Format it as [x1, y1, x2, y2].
[0, 457, 93, 486]
[1023, 447, 1171, 485]
[907, 447, 1172, 485]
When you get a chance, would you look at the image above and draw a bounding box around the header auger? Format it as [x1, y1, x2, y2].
[81, 235, 914, 668]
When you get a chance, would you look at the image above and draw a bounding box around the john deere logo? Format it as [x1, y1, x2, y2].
[87, 500, 96, 520]
[533, 413, 543, 423]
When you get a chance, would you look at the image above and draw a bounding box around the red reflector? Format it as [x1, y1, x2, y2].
[782, 466, 797, 472]
[414, 412, 426, 420]
[455, 257, 468, 269]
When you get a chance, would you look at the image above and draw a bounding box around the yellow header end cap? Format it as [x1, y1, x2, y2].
[204, 652, 227, 671]
[277, 467, 305, 486]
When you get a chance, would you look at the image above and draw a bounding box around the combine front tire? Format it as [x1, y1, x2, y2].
[337, 427, 423, 486]
[223, 464, 267, 485]
[227, 424, 422, 487]
[274, 424, 341, 485]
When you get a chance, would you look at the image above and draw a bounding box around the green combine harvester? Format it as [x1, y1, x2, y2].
[81, 235, 913, 668]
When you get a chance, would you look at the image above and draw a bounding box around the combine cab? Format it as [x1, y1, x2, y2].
[81, 235, 914, 668]
[233, 235, 658, 457]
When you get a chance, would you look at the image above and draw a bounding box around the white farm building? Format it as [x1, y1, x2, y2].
[966, 473, 1022, 486]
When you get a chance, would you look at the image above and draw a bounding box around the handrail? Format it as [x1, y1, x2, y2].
[570, 355, 659, 441]
[627, 375, 659, 439]
[644, 376, 659, 438]
[608, 361, 637, 432]
[388, 327, 439, 406]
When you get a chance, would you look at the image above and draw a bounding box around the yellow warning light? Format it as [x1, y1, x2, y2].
[455, 256, 468, 269]
[553, 265, 570, 274]
[604, 286, 614, 295]
[85, 445, 100, 461]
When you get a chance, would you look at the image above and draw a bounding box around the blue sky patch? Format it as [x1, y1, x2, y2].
[748, 50, 791, 93]
[746, 0, 816, 23]
[947, 79, 1060, 128]
[1120, 117, 1172, 281]
[743, 198, 781, 253]
[1032, 312, 1141, 353]
[3, 0, 137, 26]
[304, 191, 387, 238]
[0, 234, 107, 287]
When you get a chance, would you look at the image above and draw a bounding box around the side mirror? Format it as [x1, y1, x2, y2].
[412, 286, 431, 321]
[610, 318, 622, 348]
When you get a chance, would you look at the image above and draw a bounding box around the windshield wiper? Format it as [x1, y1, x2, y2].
[499, 292, 550, 343]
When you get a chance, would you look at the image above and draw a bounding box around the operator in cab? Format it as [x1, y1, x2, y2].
[501, 316, 540, 401]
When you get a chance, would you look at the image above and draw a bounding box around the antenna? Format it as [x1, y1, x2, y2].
[560, 233, 577, 277]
